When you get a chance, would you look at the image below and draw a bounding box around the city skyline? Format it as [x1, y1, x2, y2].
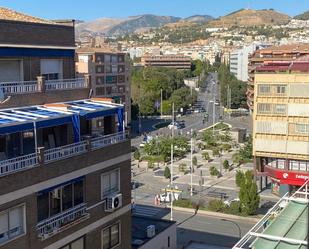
[0, 0, 308, 21]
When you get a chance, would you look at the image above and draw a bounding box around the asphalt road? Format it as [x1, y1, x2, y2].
[131, 73, 221, 148]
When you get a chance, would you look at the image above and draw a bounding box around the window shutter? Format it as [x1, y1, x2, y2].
[9, 207, 23, 230]
[0, 212, 8, 234]
[101, 174, 110, 197]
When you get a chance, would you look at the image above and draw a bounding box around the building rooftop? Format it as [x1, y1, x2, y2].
[77, 47, 123, 54]
[256, 61, 309, 72]
[0, 7, 55, 25]
[132, 215, 176, 249]
[233, 181, 309, 249]
[256, 44, 309, 54]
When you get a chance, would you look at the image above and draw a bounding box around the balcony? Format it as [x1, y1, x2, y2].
[0, 77, 89, 94]
[36, 203, 89, 240]
[0, 132, 127, 177]
[0, 98, 127, 177]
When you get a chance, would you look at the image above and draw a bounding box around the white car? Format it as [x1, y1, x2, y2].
[224, 198, 240, 206]
[168, 122, 180, 130]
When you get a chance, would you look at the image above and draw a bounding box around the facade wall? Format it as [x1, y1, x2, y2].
[0, 20, 74, 47]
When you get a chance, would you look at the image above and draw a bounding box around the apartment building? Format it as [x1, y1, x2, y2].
[0, 8, 131, 249]
[247, 44, 309, 112]
[253, 59, 309, 196]
[76, 48, 131, 124]
[141, 55, 192, 69]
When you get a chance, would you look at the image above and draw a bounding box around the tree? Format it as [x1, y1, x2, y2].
[236, 170, 245, 187]
[239, 170, 260, 215]
[212, 148, 220, 157]
[133, 150, 141, 161]
[223, 160, 230, 170]
[210, 166, 219, 176]
[222, 143, 232, 152]
[202, 151, 211, 161]
[164, 166, 171, 179]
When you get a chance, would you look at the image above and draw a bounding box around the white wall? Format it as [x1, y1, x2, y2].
[140, 223, 177, 249]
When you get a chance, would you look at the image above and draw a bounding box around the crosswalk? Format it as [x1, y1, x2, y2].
[133, 204, 163, 217]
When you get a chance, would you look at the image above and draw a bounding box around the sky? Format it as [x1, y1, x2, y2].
[0, 0, 308, 21]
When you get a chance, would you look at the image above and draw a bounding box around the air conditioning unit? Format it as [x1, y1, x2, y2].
[52, 189, 61, 199]
[106, 193, 122, 212]
[147, 225, 156, 238]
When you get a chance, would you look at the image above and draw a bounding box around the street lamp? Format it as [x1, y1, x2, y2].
[220, 218, 241, 239]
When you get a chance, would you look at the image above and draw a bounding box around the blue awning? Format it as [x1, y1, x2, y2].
[0, 99, 124, 135]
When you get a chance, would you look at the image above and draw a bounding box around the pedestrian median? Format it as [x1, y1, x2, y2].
[172, 206, 261, 223]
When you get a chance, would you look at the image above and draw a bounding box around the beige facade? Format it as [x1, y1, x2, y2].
[253, 73, 309, 160]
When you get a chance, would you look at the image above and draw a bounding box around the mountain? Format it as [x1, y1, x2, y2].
[182, 15, 214, 23]
[208, 9, 290, 27]
[76, 14, 180, 36]
[294, 11, 309, 20]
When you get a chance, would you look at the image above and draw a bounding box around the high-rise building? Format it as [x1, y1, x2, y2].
[253, 58, 309, 196]
[0, 8, 131, 249]
[76, 48, 131, 124]
[247, 44, 309, 112]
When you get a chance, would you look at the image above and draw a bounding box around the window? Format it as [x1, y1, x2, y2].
[257, 103, 271, 114]
[295, 124, 309, 134]
[118, 65, 125, 73]
[96, 55, 104, 63]
[258, 84, 271, 95]
[61, 237, 85, 249]
[111, 65, 118, 73]
[102, 223, 120, 249]
[96, 66, 104, 73]
[111, 55, 118, 63]
[105, 55, 111, 63]
[300, 161, 307, 171]
[290, 161, 300, 171]
[42, 73, 59, 80]
[0, 205, 25, 245]
[96, 76, 104, 85]
[118, 55, 124, 63]
[106, 76, 117, 84]
[101, 169, 120, 198]
[37, 179, 84, 222]
[276, 85, 286, 95]
[273, 104, 286, 115]
[277, 159, 285, 169]
[106, 65, 112, 73]
[118, 75, 125, 83]
[96, 87, 105, 96]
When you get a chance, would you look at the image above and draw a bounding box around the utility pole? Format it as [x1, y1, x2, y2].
[227, 85, 231, 120]
[170, 102, 174, 221]
[212, 83, 216, 135]
[160, 89, 163, 119]
[190, 129, 193, 196]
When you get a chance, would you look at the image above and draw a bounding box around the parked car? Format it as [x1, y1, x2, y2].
[215, 100, 220, 106]
[168, 122, 181, 130]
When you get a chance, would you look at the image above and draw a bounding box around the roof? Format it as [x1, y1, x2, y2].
[258, 44, 309, 54]
[0, 7, 55, 25]
[132, 215, 176, 249]
[77, 47, 124, 54]
[0, 98, 124, 135]
[233, 180, 309, 249]
[256, 61, 309, 72]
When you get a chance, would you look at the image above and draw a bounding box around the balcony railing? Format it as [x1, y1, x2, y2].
[0, 77, 88, 95]
[91, 132, 126, 150]
[0, 153, 38, 176]
[0, 132, 128, 177]
[45, 78, 87, 90]
[0, 81, 38, 94]
[36, 203, 89, 240]
[44, 141, 88, 163]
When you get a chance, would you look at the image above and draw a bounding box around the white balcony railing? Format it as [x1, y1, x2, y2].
[45, 78, 87, 90]
[0, 153, 38, 176]
[0, 81, 38, 94]
[36, 203, 89, 240]
[0, 132, 128, 177]
[44, 141, 88, 163]
[91, 132, 127, 150]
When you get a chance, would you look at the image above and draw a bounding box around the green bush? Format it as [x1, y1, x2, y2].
[148, 161, 154, 169]
[133, 149, 141, 161]
[179, 163, 187, 173]
[212, 148, 220, 157]
[207, 199, 225, 212]
[192, 156, 197, 166]
[202, 151, 211, 161]
[164, 166, 171, 179]
[173, 199, 192, 208]
[222, 143, 232, 152]
[223, 160, 230, 170]
[236, 170, 245, 187]
[210, 166, 219, 176]
[226, 201, 242, 215]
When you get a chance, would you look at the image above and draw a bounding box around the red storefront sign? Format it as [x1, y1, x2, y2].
[264, 166, 309, 186]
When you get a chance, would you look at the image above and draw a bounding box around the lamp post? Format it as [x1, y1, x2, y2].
[190, 129, 193, 196]
[221, 218, 242, 239]
[170, 102, 175, 221]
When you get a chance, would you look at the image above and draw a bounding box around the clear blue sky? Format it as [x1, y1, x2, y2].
[0, 0, 308, 21]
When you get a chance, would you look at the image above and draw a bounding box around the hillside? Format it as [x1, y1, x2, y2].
[208, 9, 290, 27]
[76, 14, 180, 36]
[294, 11, 309, 20]
[182, 15, 214, 23]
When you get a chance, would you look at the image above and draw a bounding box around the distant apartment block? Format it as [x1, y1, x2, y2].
[76, 48, 131, 124]
[0, 7, 131, 249]
[247, 44, 309, 112]
[141, 54, 192, 69]
[253, 59, 309, 196]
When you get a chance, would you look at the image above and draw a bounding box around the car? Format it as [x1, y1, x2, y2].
[224, 198, 240, 206]
[215, 100, 220, 106]
[168, 122, 181, 130]
[139, 135, 153, 147]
